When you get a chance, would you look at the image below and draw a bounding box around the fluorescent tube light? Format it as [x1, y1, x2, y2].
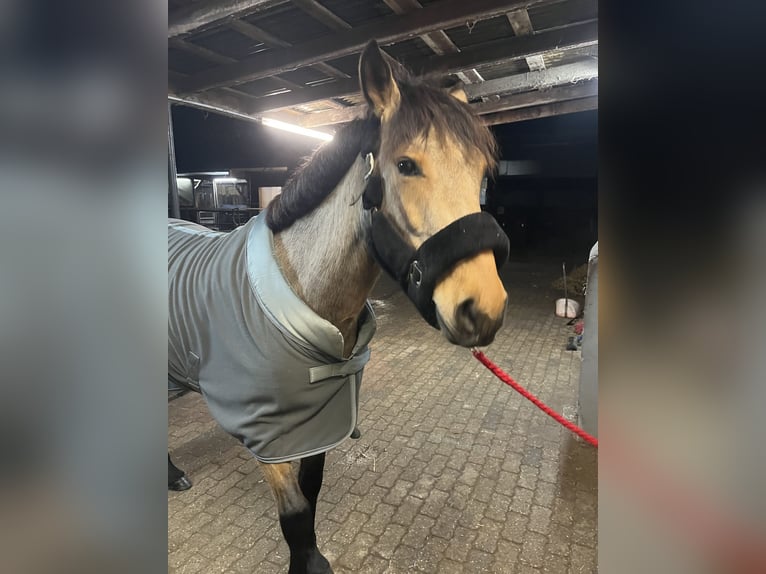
[168, 96, 333, 141]
[261, 117, 333, 141]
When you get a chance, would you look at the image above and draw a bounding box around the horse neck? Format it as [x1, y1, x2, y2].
[273, 156, 380, 357]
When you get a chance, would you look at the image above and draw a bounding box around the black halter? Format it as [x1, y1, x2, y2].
[359, 131, 510, 329]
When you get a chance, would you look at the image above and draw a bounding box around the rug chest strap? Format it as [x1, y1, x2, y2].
[308, 348, 371, 384]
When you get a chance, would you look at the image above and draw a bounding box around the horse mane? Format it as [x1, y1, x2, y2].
[266, 116, 380, 233]
[266, 70, 497, 233]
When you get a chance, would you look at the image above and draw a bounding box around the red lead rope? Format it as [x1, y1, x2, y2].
[471, 349, 598, 448]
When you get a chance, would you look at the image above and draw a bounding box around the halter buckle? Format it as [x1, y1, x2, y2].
[363, 152, 375, 181]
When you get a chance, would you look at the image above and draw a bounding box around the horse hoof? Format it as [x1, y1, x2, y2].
[307, 552, 333, 574]
[168, 476, 192, 491]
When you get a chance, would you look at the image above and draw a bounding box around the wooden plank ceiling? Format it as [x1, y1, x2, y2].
[168, 0, 597, 129]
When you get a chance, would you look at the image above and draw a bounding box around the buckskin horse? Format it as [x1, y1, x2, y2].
[168, 40, 509, 574]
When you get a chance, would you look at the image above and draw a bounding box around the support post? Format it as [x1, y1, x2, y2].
[168, 102, 181, 220]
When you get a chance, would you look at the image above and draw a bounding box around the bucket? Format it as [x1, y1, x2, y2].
[555, 298, 580, 318]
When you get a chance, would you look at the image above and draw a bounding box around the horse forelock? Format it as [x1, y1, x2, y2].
[384, 75, 498, 170]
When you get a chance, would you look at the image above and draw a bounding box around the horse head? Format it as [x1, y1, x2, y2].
[359, 41, 508, 347]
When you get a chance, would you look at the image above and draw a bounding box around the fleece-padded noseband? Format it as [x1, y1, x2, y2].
[360, 150, 509, 328]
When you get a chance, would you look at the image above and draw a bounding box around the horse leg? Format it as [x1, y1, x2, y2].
[298, 453, 326, 523]
[261, 461, 333, 574]
[168, 453, 192, 491]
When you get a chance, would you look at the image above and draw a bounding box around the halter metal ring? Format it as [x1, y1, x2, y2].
[409, 260, 423, 287]
[363, 152, 375, 181]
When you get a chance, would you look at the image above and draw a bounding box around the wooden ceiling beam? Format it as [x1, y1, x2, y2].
[299, 78, 598, 127]
[169, 38, 236, 65]
[380, 1, 467, 59]
[297, 106, 365, 128]
[247, 78, 360, 113]
[177, 0, 553, 92]
[381, 0, 484, 84]
[471, 80, 598, 116]
[226, 17, 351, 79]
[411, 20, 596, 74]
[170, 68, 261, 104]
[171, 75, 361, 117]
[226, 18, 291, 48]
[482, 96, 597, 126]
[288, 0, 352, 79]
[169, 89, 258, 120]
[313, 63, 351, 79]
[168, 86, 597, 131]
[292, 0, 351, 31]
[170, 37, 304, 91]
[241, 22, 597, 115]
[168, 91, 300, 127]
[465, 60, 598, 99]
[470, 79, 597, 114]
[506, 9, 547, 72]
[169, 0, 287, 38]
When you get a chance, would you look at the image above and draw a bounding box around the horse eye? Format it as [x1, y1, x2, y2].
[396, 158, 419, 176]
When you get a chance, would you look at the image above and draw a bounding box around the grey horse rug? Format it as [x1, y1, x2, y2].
[168, 216, 376, 463]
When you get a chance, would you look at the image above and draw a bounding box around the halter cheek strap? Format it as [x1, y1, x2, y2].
[360, 150, 510, 329]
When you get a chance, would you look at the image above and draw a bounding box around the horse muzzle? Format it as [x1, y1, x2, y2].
[367, 210, 510, 331]
[437, 297, 507, 347]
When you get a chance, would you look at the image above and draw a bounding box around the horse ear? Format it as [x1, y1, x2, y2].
[440, 75, 469, 103]
[380, 50, 410, 81]
[359, 40, 401, 119]
[449, 86, 469, 103]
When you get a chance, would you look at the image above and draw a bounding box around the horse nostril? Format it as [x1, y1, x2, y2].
[455, 298, 478, 333]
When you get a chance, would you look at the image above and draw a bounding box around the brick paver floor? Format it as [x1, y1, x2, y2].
[169, 261, 598, 573]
